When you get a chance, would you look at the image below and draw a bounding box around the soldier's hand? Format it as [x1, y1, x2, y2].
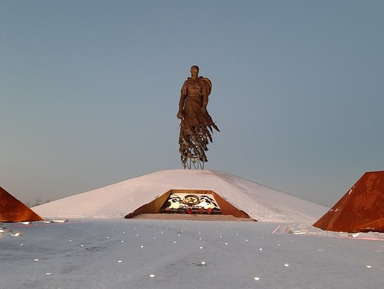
[177, 111, 184, 119]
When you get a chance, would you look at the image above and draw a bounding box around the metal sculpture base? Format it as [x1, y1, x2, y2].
[184, 157, 205, 170]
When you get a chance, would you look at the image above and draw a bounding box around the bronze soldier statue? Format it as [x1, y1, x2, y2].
[177, 65, 219, 169]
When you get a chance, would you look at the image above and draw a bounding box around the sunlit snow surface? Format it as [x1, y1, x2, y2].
[32, 170, 327, 222]
[1, 219, 384, 289]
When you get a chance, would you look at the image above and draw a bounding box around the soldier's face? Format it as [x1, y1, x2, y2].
[190, 67, 199, 77]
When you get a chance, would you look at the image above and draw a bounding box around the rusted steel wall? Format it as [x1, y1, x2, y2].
[313, 171, 384, 233]
[0, 187, 44, 222]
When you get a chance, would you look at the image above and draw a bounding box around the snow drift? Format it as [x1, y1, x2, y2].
[33, 170, 327, 222]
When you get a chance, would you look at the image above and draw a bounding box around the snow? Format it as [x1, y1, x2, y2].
[1, 219, 384, 289]
[33, 169, 327, 222]
[3, 170, 383, 288]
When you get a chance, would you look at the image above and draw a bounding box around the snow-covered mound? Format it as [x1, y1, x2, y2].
[33, 170, 327, 222]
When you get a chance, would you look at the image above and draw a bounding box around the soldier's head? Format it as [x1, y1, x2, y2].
[190, 65, 199, 77]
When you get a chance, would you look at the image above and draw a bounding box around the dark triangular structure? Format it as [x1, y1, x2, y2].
[0, 186, 44, 222]
[313, 171, 384, 233]
[125, 189, 250, 219]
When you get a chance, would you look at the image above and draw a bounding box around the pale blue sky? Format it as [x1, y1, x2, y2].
[1, 0, 383, 207]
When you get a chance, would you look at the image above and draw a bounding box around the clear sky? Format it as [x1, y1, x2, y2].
[1, 0, 383, 207]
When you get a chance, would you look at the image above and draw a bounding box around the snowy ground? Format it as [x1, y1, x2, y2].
[1, 219, 384, 289]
